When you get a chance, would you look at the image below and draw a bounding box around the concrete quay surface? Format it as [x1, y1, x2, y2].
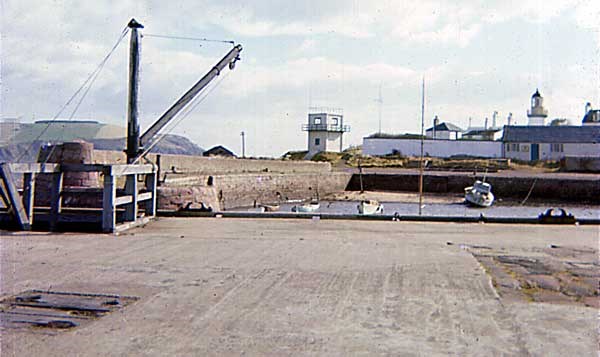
[1, 218, 597, 356]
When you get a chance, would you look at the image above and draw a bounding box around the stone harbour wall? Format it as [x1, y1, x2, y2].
[158, 172, 352, 211]
[92, 150, 332, 175]
[346, 173, 600, 203]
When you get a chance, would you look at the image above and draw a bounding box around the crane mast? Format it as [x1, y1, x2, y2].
[125, 18, 242, 163]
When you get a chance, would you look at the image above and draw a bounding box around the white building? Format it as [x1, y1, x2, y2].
[363, 92, 600, 161]
[425, 116, 463, 140]
[363, 137, 502, 158]
[302, 108, 350, 156]
[502, 108, 600, 161]
[462, 128, 503, 141]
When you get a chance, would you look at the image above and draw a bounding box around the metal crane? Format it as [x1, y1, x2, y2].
[124, 19, 242, 163]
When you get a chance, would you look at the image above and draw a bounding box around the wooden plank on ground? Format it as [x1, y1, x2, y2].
[0, 163, 30, 230]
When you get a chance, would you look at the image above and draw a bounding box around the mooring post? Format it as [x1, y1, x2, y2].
[126, 19, 144, 164]
[124, 174, 138, 222]
[49, 172, 64, 231]
[102, 173, 116, 233]
[144, 171, 157, 217]
[22, 172, 36, 225]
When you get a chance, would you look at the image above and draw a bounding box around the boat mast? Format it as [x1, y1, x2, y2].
[418, 77, 425, 215]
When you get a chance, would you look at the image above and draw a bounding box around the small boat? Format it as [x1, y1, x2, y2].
[357, 200, 384, 214]
[291, 201, 320, 212]
[464, 180, 494, 207]
[259, 204, 280, 212]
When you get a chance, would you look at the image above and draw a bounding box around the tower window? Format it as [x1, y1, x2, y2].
[331, 118, 338, 125]
[314, 117, 322, 124]
[315, 138, 320, 146]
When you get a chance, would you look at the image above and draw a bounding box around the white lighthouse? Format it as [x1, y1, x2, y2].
[527, 89, 548, 125]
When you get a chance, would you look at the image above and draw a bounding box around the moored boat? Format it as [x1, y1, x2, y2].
[464, 180, 494, 207]
[357, 199, 384, 214]
[259, 204, 280, 212]
[291, 201, 320, 212]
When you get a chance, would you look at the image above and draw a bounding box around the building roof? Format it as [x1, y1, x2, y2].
[502, 125, 600, 143]
[463, 128, 502, 136]
[532, 89, 541, 98]
[203, 145, 236, 157]
[582, 109, 600, 124]
[426, 122, 463, 132]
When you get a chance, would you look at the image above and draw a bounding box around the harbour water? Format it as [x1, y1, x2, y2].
[238, 201, 599, 219]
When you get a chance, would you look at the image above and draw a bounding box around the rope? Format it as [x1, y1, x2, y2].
[142, 33, 234, 45]
[520, 178, 537, 206]
[69, 28, 129, 120]
[16, 26, 130, 163]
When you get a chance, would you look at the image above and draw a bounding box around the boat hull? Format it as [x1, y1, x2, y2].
[292, 203, 320, 212]
[357, 201, 384, 214]
[464, 188, 494, 207]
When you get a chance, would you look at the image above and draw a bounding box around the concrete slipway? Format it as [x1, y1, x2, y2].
[1, 218, 597, 356]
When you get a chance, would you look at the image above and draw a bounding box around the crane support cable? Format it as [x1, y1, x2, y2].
[132, 68, 232, 164]
[68, 28, 129, 120]
[16, 26, 130, 162]
[143, 33, 234, 44]
[139, 44, 242, 148]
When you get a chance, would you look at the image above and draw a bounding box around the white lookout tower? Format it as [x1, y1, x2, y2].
[302, 107, 350, 156]
[527, 89, 548, 125]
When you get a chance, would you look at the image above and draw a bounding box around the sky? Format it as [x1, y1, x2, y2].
[2, 0, 599, 157]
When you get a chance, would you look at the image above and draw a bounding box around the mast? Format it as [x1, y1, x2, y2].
[376, 82, 383, 134]
[418, 77, 425, 215]
[240, 131, 246, 158]
[126, 19, 144, 164]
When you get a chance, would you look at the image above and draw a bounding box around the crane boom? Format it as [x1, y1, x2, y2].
[138, 44, 242, 153]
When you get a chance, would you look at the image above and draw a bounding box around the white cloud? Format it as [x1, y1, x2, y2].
[1, 0, 597, 156]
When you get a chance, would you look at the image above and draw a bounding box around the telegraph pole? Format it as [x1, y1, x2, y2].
[240, 131, 245, 158]
[126, 19, 143, 163]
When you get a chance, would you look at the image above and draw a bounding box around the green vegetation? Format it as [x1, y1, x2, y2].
[366, 132, 425, 139]
[281, 151, 308, 160]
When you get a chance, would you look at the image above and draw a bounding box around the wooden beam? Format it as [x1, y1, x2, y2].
[115, 195, 133, 206]
[124, 175, 138, 221]
[144, 172, 157, 217]
[138, 192, 153, 201]
[60, 163, 106, 173]
[0, 163, 31, 230]
[49, 172, 64, 231]
[108, 164, 154, 176]
[102, 174, 116, 233]
[22, 172, 35, 225]
[57, 163, 154, 176]
[114, 215, 154, 233]
[8, 163, 60, 174]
